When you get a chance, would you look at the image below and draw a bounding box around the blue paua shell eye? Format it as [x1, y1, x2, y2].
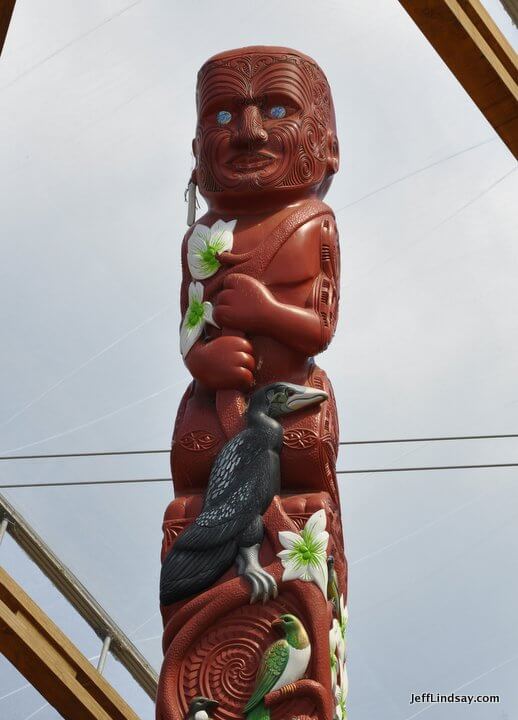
[270, 105, 286, 119]
[216, 110, 232, 125]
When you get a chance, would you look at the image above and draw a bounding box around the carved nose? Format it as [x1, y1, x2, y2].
[232, 105, 268, 148]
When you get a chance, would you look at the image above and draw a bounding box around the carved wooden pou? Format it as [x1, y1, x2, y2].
[157, 46, 347, 720]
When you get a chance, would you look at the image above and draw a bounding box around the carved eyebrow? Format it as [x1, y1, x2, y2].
[197, 70, 249, 112]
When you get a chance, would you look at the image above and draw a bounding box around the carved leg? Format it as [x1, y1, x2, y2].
[238, 544, 278, 604]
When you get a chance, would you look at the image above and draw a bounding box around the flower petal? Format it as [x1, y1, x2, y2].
[278, 531, 301, 550]
[188, 281, 204, 304]
[313, 530, 330, 554]
[211, 218, 237, 235]
[340, 597, 349, 625]
[210, 219, 236, 253]
[180, 317, 203, 358]
[277, 549, 292, 562]
[188, 224, 211, 253]
[281, 559, 305, 583]
[188, 252, 216, 280]
[203, 301, 219, 327]
[308, 557, 328, 598]
[305, 509, 327, 538]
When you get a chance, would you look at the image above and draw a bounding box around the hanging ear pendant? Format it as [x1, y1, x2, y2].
[186, 179, 197, 226]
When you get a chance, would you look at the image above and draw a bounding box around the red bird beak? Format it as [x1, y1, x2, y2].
[271, 617, 284, 634]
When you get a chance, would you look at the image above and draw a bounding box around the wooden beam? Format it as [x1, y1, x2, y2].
[397, 0, 518, 158]
[0, 567, 141, 720]
[0, 494, 158, 700]
[0, 0, 16, 56]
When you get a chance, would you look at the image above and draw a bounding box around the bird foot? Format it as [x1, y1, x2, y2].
[238, 544, 278, 604]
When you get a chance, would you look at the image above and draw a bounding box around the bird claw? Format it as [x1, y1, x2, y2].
[246, 567, 278, 604]
[237, 543, 278, 604]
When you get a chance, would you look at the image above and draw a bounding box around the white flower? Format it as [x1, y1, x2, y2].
[338, 595, 348, 661]
[187, 218, 237, 279]
[277, 509, 329, 598]
[180, 281, 218, 358]
[329, 620, 340, 692]
[339, 655, 348, 691]
[335, 678, 348, 720]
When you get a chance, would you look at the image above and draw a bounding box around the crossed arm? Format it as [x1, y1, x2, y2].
[181, 216, 340, 391]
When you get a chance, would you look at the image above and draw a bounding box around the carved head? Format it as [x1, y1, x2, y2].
[193, 46, 339, 211]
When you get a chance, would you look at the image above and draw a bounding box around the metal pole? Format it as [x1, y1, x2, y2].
[97, 635, 111, 674]
[0, 517, 8, 546]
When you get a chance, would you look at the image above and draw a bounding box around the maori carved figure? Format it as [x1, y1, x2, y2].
[158, 47, 348, 720]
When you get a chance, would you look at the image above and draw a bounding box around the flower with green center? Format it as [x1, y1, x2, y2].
[180, 281, 218, 358]
[187, 218, 237, 279]
[277, 509, 329, 598]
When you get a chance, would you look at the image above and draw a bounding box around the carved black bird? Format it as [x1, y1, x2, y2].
[185, 697, 219, 720]
[160, 382, 327, 606]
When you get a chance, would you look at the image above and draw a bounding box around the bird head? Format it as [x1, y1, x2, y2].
[187, 697, 219, 718]
[271, 614, 310, 649]
[251, 382, 328, 418]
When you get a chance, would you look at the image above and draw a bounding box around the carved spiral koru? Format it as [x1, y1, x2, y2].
[179, 597, 314, 720]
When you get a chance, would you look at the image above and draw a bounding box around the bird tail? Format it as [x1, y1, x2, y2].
[160, 537, 238, 606]
[245, 700, 270, 720]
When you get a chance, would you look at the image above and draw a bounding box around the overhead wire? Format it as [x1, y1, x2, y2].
[0, 433, 517, 461]
[1, 462, 517, 489]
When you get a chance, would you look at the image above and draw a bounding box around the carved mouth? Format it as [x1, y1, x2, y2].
[228, 153, 275, 172]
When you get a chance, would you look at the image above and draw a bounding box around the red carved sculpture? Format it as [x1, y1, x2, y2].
[158, 47, 348, 720]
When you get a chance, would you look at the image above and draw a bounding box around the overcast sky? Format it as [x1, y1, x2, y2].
[1, 1, 517, 719]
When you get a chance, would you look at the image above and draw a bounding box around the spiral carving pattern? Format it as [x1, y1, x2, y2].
[179, 597, 314, 720]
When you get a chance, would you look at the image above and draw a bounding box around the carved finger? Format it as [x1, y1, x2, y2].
[236, 351, 255, 372]
[233, 337, 254, 355]
[215, 289, 235, 306]
[233, 367, 255, 390]
[217, 250, 244, 267]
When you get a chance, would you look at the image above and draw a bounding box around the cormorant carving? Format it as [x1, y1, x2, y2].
[160, 382, 327, 605]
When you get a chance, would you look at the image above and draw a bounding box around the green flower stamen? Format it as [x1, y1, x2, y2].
[289, 528, 324, 568]
[199, 244, 220, 274]
[186, 298, 205, 328]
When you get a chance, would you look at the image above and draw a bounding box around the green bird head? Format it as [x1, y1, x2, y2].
[271, 614, 310, 649]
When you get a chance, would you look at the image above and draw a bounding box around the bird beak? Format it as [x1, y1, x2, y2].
[286, 387, 328, 412]
[271, 617, 284, 634]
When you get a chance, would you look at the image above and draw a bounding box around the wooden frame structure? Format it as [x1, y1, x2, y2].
[0, 567, 142, 720]
[398, 0, 518, 157]
[0, 0, 16, 55]
[0, 494, 158, 719]
[0, 494, 158, 698]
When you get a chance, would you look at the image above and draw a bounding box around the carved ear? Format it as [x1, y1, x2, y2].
[326, 130, 339, 174]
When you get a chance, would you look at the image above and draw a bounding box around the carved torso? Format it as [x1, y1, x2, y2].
[172, 199, 340, 499]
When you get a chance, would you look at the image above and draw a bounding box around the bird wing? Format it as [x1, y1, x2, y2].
[244, 640, 290, 713]
[204, 430, 265, 505]
[176, 430, 270, 549]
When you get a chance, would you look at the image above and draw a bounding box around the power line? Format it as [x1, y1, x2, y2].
[1, 461, 517, 489]
[1, 433, 517, 462]
[337, 462, 518, 474]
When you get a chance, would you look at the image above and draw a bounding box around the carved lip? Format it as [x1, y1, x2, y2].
[227, 152, 275, 172]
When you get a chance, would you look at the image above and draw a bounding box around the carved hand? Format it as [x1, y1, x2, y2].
[184, 334, 255, 391]
[213, 274, 277, 334]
